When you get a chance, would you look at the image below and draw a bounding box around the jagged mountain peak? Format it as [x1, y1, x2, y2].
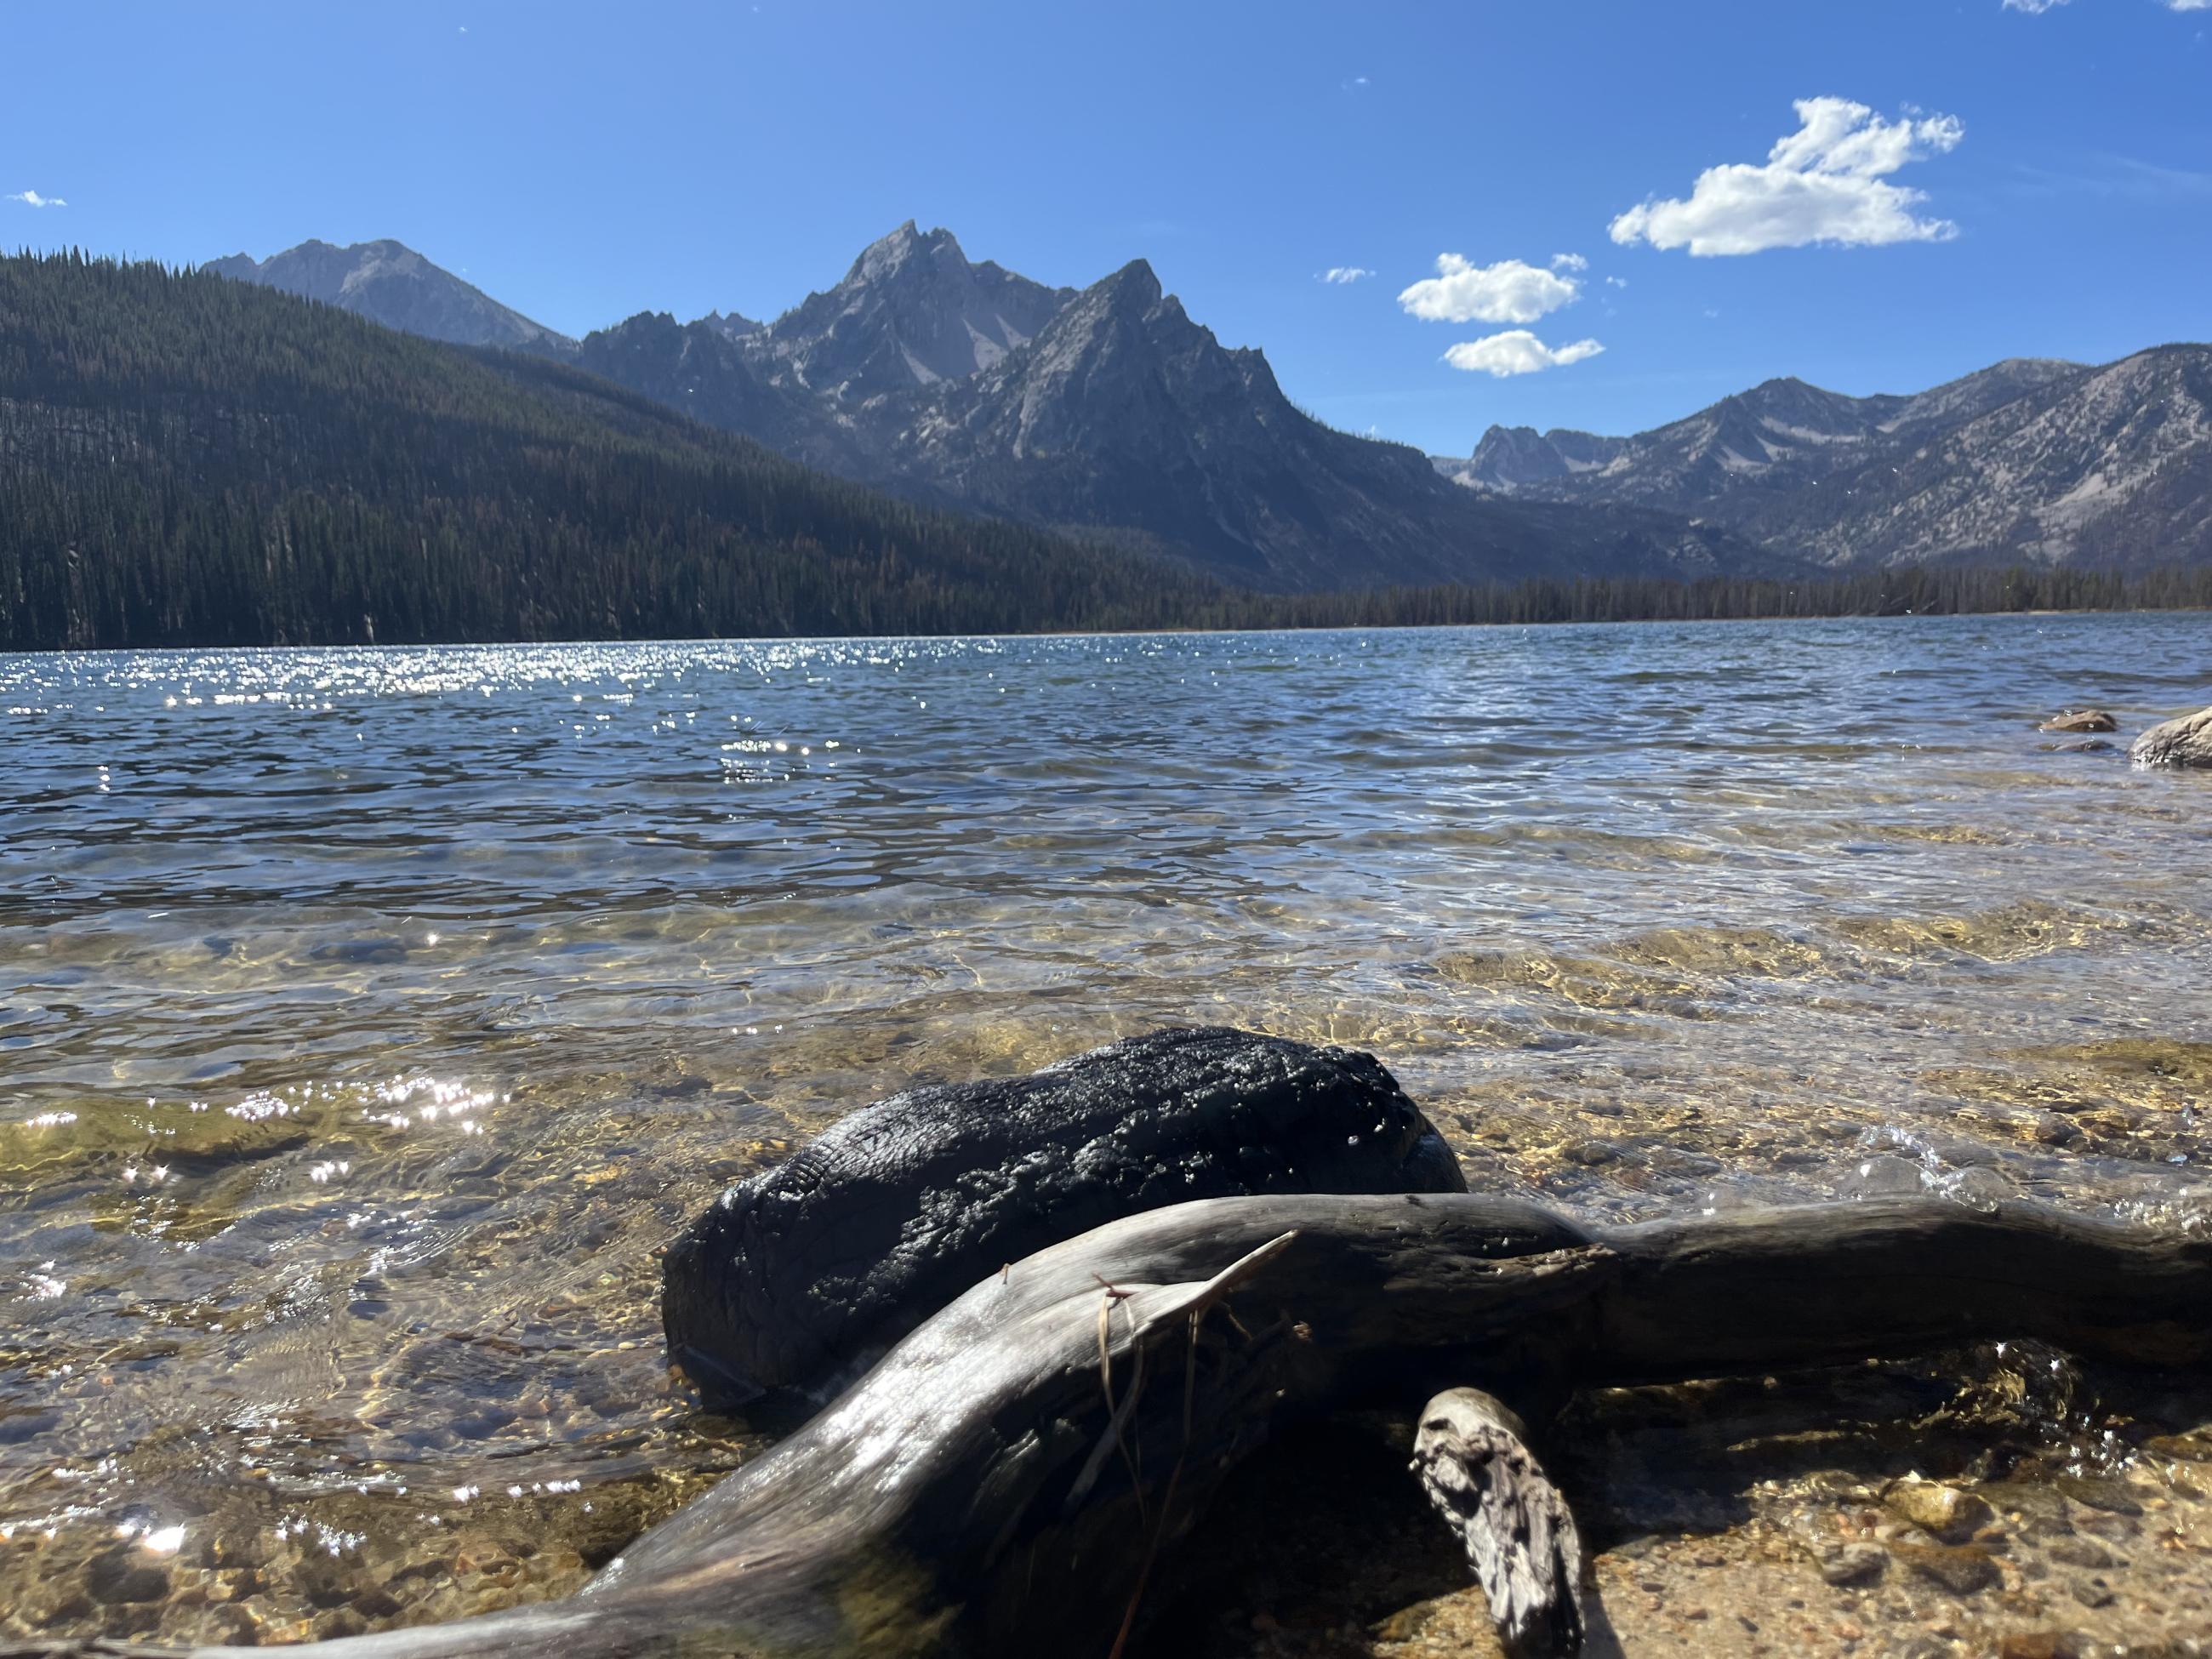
[983, 260, 1213, 404]
[698, 309, 761, 341]
[757, 223, 1076, 400]
[203, 237, 574, 356]
[844, 219, 966, 286]
[1035, 261, 1215, 360]
[1089, 258, 1164, 309]
[1707, 376, 1899, 440]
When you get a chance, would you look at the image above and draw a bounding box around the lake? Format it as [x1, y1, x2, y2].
[4, 615, 2211, 1651]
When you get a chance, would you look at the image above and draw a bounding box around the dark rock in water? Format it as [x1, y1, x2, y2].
[2045, 1536, 2121, 1570]
[2044, 738, 2116, 754]
[83, 1546, 170, 1605]
[2039, 710, 2117, 733]
[1888, 1539, 2001, 1594]
[2130, 705, 2212, 768]
[661, 1025, 1468, 1404]
[2053, 1473, 2146, 1515]
[308, 938, 412, 965]
[1818, 1542, 1888, 1586]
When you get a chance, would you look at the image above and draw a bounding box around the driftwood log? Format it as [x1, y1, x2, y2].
[32, 1187, 2203, 1659]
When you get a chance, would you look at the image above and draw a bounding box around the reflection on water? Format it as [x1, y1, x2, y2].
[2, 616, 2209, 1648]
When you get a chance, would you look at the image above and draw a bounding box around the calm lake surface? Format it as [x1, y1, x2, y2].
[4, 615, 2212, 1649]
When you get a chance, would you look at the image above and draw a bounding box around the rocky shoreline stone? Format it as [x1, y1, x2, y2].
[2129, 705, 2212, 768]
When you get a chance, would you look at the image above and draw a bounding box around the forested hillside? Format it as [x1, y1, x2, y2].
[0, 252, 1225, 649]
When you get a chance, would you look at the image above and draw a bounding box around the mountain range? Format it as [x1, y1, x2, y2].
[1443, 351, 2212, 571]
[206, 232, 2212, 584]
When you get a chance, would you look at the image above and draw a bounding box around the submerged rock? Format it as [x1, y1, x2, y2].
[1998, 1634, 2093, 1659]
[83, 1547, 171, 1605]
[1884, 1477, 1994, 1542]
[2039, 710, 2117, 733]
[1887, 1538, 2001, 1594]
[1817, 1542, 1889, 1586]
[2129, 705, 2212, 768]
[661, 1026, 1468, 1403]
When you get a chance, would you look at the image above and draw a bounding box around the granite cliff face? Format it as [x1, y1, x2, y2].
[205, 240, 575, 356]
[573, 311, 856, 469]
[1439, 353, 2212, 569]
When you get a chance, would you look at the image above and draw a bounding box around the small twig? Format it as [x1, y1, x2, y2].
[1107, 1302, 1216, 1659]
[1095, 1280, 1147, 1520]
[1075, 1234, 1300, 1519]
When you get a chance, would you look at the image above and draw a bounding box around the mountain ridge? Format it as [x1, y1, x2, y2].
[1440, 351, 2211, 569]
[204, 232, 2212, 583]
[206, 239, 577, 356]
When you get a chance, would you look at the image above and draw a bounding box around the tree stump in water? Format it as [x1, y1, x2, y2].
[1412, 1388, 1586, 1657]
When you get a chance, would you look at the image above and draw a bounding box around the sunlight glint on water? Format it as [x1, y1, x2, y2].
[2, 615, 2210, 1643]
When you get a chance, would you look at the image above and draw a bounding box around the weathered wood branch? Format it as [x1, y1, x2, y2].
[1411, 1388, 1585, 1658]
[78, 1188, 2193, 1659]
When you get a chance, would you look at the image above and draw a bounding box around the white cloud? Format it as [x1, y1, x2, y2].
[1604, 275, 1628, 288]
[1318, 266, 1374, 284]
[4, 190, 66, 208]
[1398, 254, 1582, 323]
[1609, 97, 1964, 256]
[2008, 1, 2206, 13]
[1442, 331, 1605, 377]
[1550, 252, 1588, 272]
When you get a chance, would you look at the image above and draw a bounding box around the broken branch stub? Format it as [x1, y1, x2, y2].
[1411, 1387, 1586, 1658]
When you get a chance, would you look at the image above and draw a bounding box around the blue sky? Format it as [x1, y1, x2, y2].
[5, 0, 2207, 452]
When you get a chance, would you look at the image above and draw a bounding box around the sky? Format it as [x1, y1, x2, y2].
[5, 0, 2208, 453]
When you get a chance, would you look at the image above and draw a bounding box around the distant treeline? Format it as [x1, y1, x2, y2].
[1207, 563, 2212, 631]
[3, 251, 2208, 653]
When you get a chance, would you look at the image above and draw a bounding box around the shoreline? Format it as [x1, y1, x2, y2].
[7, 600, 2212, 662]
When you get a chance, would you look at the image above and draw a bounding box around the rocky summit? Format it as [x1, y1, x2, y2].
[747, 219, 1075, 401]
[205, 239, 577, 356]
